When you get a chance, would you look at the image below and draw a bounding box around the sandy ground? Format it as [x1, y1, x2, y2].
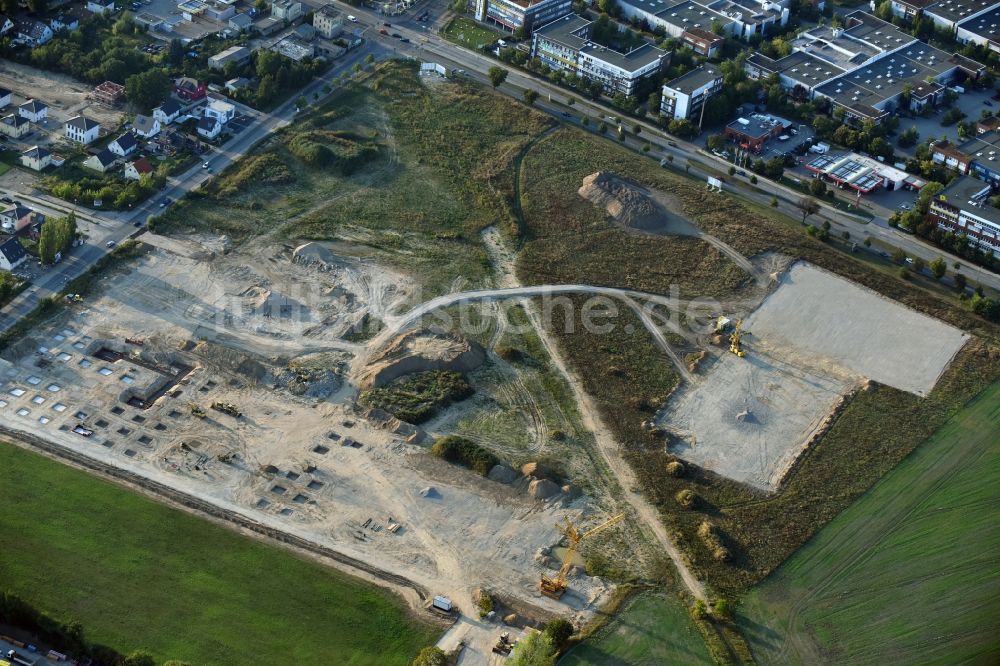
[0, 60, 125, 130]
[745, 262, 968, 396]
[0, 236, 620, 651]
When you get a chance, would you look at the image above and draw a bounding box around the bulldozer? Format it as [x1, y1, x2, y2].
[189, 403, 206, 419]
[729, 319, 746, 358]
[540, 513, 625, 599]
[492, 631, 514, 655]
[211, 402, 242, 418]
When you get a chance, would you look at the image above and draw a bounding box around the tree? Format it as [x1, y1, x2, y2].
[928, 256, 947, 279]
[798, 197, 820, 225]
[912, 255, 926, 273]
[542, 618, 574, 652]
[523, 89, 539, 106]
[891, 247, 907, 263]
[706, 134, 726, 151]
[632, 122, 641, 135]
[954, 272, 967, 291]
[411, 646, 447, 666]
[27, 0, 46, 14]
[712, 598, 733, 620]
[809, 178, 827, 197]
[168, 38, 184, 65]
[1, 0, 19, 15]
[488, 66, 508, 89]
[509, 631, 557, 666]
[126, 69, 171, 114]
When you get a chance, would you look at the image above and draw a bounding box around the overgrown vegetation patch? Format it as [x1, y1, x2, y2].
[359, 370, 473, 424]
[431, 435, 500, 476]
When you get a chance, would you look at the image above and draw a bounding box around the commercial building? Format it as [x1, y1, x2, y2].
[474, 0, 572, 33]
[705, 0, 788, 40]
[805, 152, 916, 193]
[314, 4, 343, 38]
[724, 113, 792, 151]
[531, 14, 669, 96]
[616, 0, 731, 40]
[660, 65, 723, 121]
[271, 0, 305, 22]
[64, 115, 100, 144]
[956, 5, 1000, 50]
[926, 176, 1000, 256]
[679, 26, 724, 56]
[923, 0, 996, 30]
[208, 45, 251, 70]
[745, 51, 847, 98]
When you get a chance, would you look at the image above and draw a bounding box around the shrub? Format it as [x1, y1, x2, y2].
[697, 521, 731, 562]
[476, 591, 494, 618]
[412, 646, 447, 666]
[495, 344, 525, 362]
[665, 460, 685, 477]
[431, 435, 498, 476]
[675, 488, 697, 509]
[359, 371, 473, 423]
[542, 618, 574, 652]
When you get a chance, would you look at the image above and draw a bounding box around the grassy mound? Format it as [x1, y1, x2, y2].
[431, 435, 498, 476]
[359, 370, 473, 424]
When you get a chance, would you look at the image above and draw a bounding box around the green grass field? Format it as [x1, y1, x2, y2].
[559, 593, 713, 666]
[738, 381, 1000, 665]
[0, 442, 440, 665]
[441, 16, 504, 50]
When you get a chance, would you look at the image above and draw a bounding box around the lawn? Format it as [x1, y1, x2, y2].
[0, 441, 441, 665]
[738, 380, 1000, 665]
[559, 592, 714, 666]
[441, 16, 504, 50]
[0, 161, 10, 177]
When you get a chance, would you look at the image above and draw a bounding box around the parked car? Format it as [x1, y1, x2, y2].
[391, 32, 402, 38]
[106, 240, 116, 248]
[347, 14, 358, 21]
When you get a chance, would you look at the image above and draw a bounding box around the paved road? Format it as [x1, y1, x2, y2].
[0, 44, 376, 331]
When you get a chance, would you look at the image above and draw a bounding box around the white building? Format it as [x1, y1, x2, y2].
[153, 99, 182, 125]
[18, 99, 48, 123]
[313, 4, 343, 39]
[64, 115, 101, 144]
[660, 65, 723, 121]
[927, 176, 1000, 257]
[204, 99, 235, 124]
[197, 115, 221, 139]
[133, 114, 161, 139]
[271, 0, 304, 21]
[87, 0, 116, 14]
[20, 146, 51, 171]
[108, 132, 138, 157]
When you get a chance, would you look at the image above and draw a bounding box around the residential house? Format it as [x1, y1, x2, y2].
[204, 100, 235, 125]
[86, 0, 117, 14]
[225, 77, 252, 92]
[271, 0, 305, 22]
[0, 15, 14, 37]
[473, 0, 572, 33]
[124, 157, 154, 181]
[295, 23, 316, 41]
[197, 115, 221, 140]
[49, 12, 80, 32]
[174, 77, 207, 102]
[229, 12, 253, 32]
[20, 146, 52, 171]
[64, 115, 101, 144]
[313, 4, 343, 39]
[0, 236, 27, 271]
[133, 114, 160, 138]
[0, 114, 30, 139]
[13, 19, 54, 47]
[0, 204, 32, 232]
[83, 149, 118, 173]
[108, 132, 138, 157]
[0, 88, 11, 109]
[208, 45, 251, 70]
[18, 100, 48, 123]
[153, 99, 182, 125]
[660, 65, 724, 122]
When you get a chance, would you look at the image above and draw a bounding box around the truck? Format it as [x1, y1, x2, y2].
[809, 142, 830, 154]
[431, 595, 453, 614]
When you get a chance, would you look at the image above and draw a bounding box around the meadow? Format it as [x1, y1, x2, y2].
[0, 442, 440, 665]
[738, 381, 1000, 664]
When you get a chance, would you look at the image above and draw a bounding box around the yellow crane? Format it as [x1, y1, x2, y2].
[729, 319, 746, 358]
[540, 513, 625, 599]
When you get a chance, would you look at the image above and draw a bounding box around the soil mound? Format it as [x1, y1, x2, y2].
[578, 171, 698, 236]
[357, 329, 485, 389]
[292, 242, 336, 266]
[528, 478, 561, 500]
[488, 464, 519, 484]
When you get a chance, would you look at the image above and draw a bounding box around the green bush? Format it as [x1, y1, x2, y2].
[431, 435, 498, 476]
[359, 371, 473, 424]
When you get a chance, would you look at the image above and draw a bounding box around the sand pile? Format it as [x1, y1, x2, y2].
[292, 242, 336, 267]
[578, 171, 698, 236]
[356, 329, 485, 389]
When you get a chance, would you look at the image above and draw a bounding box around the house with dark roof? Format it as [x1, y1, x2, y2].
[18, 99, 48, 123]
[0, 87, 10, 109]
[83, 149, 119, 173]
[0, 235, 28, 271]
[0, 15, 14, 37]
[49, 12, 80, 32]
[0, 114, 29, 139]
[64, 115, 101, 144]
[0, 204, 32, 231]
[20, 146, 52, 171]
[13, 18, 53, 47]
[197, 115, 222, 140]
[154, 98, 182, 125]
[108, 132, 138, 157]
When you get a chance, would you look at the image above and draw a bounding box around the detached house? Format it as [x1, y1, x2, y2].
[83, 149, 118, 173]
[0, 15, 14, 37]
[0, 88, 11, 109]
[20, 146, 52, 171]
[18, 100, 48, 123]
[0, 114, 29, 139]
[108, 132, 138, 157]
[174, 77, 207, 102]
[197, 115, 221, 140]
[153, 99, 182, 125]
[0, 236, 27, 271]
[133, 114, 160, 139]
[49, 13, 80, 32]
[124, 157, 154, 181]
[0, 204, 32, 231]
[86, 0, 116, 14]
[203, 100, 235, 125]
[13, 19, 53, 47]
[64, 115, 100, 144]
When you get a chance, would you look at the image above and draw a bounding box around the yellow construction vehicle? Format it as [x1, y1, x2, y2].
[540, 513, 625, 599]
[729, 319, 746, 358]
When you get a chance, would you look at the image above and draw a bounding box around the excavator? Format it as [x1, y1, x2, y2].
[729, 319, 746, 358]
[540, 513, 625, 599]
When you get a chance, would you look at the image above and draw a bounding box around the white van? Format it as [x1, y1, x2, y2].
[347, 14, 358, 22]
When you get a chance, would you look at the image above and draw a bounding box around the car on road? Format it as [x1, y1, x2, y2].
[159, 198, 171, 207]
[986, 100, 994, 107]
[898, 203, 911, 210]
[203, 162, 210, 168]
[391, 32, 402, 38]
[347, 14, 358, 21]
[737, 169, 747, 176]
[561, 112, 573, 118]
[668, 141, 677, 147]
[134, 221, 142, 227]
[379, 28, 388, 34]
[400, 37, 410, 43]
[106, 241, 116, 248]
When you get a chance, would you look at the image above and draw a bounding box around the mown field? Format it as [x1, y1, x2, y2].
[0, 442, 440, 665]
[156, 61, 552, 297]
[739, 381, 1000, 665]
[560, 592, 714, 666]
[515, 128, 1000, 596]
